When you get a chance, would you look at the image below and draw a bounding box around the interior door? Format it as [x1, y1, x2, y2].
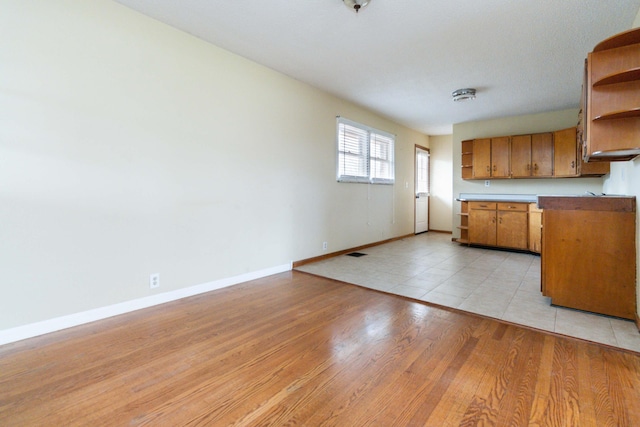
[415, 146, 429, 234]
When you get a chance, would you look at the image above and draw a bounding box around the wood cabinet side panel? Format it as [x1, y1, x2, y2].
[541, 210, 636, 319]
[528, 210, 542, 253]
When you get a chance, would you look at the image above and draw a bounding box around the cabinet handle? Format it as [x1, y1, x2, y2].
[571, 161, 575, 169]
[486, 166, 490, 172]
[493, 165, 497, 172]
[508, 205, 516, 209]
[499, 217, 502, 224]
[527, 164, 530, 170]
[534, 163, 539, 171]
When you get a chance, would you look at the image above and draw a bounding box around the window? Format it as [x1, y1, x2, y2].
[416, 148, 429, 195]
[336, 117, 395, 184]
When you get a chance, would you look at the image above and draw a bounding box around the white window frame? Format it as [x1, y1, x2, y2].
[336, 117, 395, 184]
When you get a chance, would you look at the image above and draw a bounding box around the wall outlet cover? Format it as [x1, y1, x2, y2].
[149, 273, 160, 289]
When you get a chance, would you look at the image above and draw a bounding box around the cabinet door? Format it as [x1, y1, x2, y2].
[469, 209, 496, 246]
[531, 133, 553, 176]
[472, 139, 491, 178]
[491, 137, 510, 178]
[553, 128, 578, 177]
[510, 135, 531, 177]
[496, 204, 528, 250]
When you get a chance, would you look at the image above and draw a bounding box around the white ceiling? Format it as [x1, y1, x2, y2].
[113, 0, 640, 135]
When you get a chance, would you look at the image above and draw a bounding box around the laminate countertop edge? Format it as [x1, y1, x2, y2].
[456, 193, 537, 203]
[537, 195, 636, 212]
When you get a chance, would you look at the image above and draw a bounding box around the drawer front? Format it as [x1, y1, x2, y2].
[469, 201, 496, 210]
[497, 202, 528, 212]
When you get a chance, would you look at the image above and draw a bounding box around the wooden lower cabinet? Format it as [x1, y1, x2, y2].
[528, 203, 542, 253]
[457, 201, 470, 244]
[539, 196, 636, 320]
[468, 201, 528, 250]
[469, 202, 496, 246]
[497, 203, 528, 250]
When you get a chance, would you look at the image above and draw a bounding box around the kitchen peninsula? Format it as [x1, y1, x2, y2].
[538, 195, 637, 320]
[458, 193, 637, 321]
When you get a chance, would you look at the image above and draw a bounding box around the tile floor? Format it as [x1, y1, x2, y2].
[295, 231, 640, 353]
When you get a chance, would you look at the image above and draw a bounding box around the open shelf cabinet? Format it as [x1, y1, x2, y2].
[456, 201, 470, 245]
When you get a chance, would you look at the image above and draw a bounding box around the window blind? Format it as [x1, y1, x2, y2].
[337, 121, 369, 182]
[336, 117, 395, 184]
[370, 132, 394, 184]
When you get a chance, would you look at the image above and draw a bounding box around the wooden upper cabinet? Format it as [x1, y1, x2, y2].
[553, 127, 578, 177]
[510, 133, 552, 178]
[472, 138, 491, 178]
[580, 156, 610, 176]
[584, 28, 640, 161]
[531, 133, 553, 176]
[461, 128, 607, 180]
[490, 137, 510, 178]
[510, 135, 531, 177]
[461, 140, 473, 179]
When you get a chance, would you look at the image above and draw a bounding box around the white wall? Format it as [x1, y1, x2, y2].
[602, 10, 640, 322]
[0, 1, 427, 330]
[451, 109, 607, 239]
[429, 135, 453, 232]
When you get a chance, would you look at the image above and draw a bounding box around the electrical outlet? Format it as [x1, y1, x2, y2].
[485, 180, 491, 187]
[149, 273, 160, 289]
[322, 242, 328, 250]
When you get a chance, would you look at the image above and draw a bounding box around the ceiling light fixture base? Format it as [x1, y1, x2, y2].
[452, 88, 477, 102]
[343, 0, 371, 13]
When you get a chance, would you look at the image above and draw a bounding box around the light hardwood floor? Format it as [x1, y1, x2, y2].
[1, 271, 639, 425]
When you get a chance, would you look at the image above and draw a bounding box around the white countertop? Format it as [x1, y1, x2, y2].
[457, 193, 538, 203]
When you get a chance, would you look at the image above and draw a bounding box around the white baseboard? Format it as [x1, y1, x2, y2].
[0, 262, 292, 346]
